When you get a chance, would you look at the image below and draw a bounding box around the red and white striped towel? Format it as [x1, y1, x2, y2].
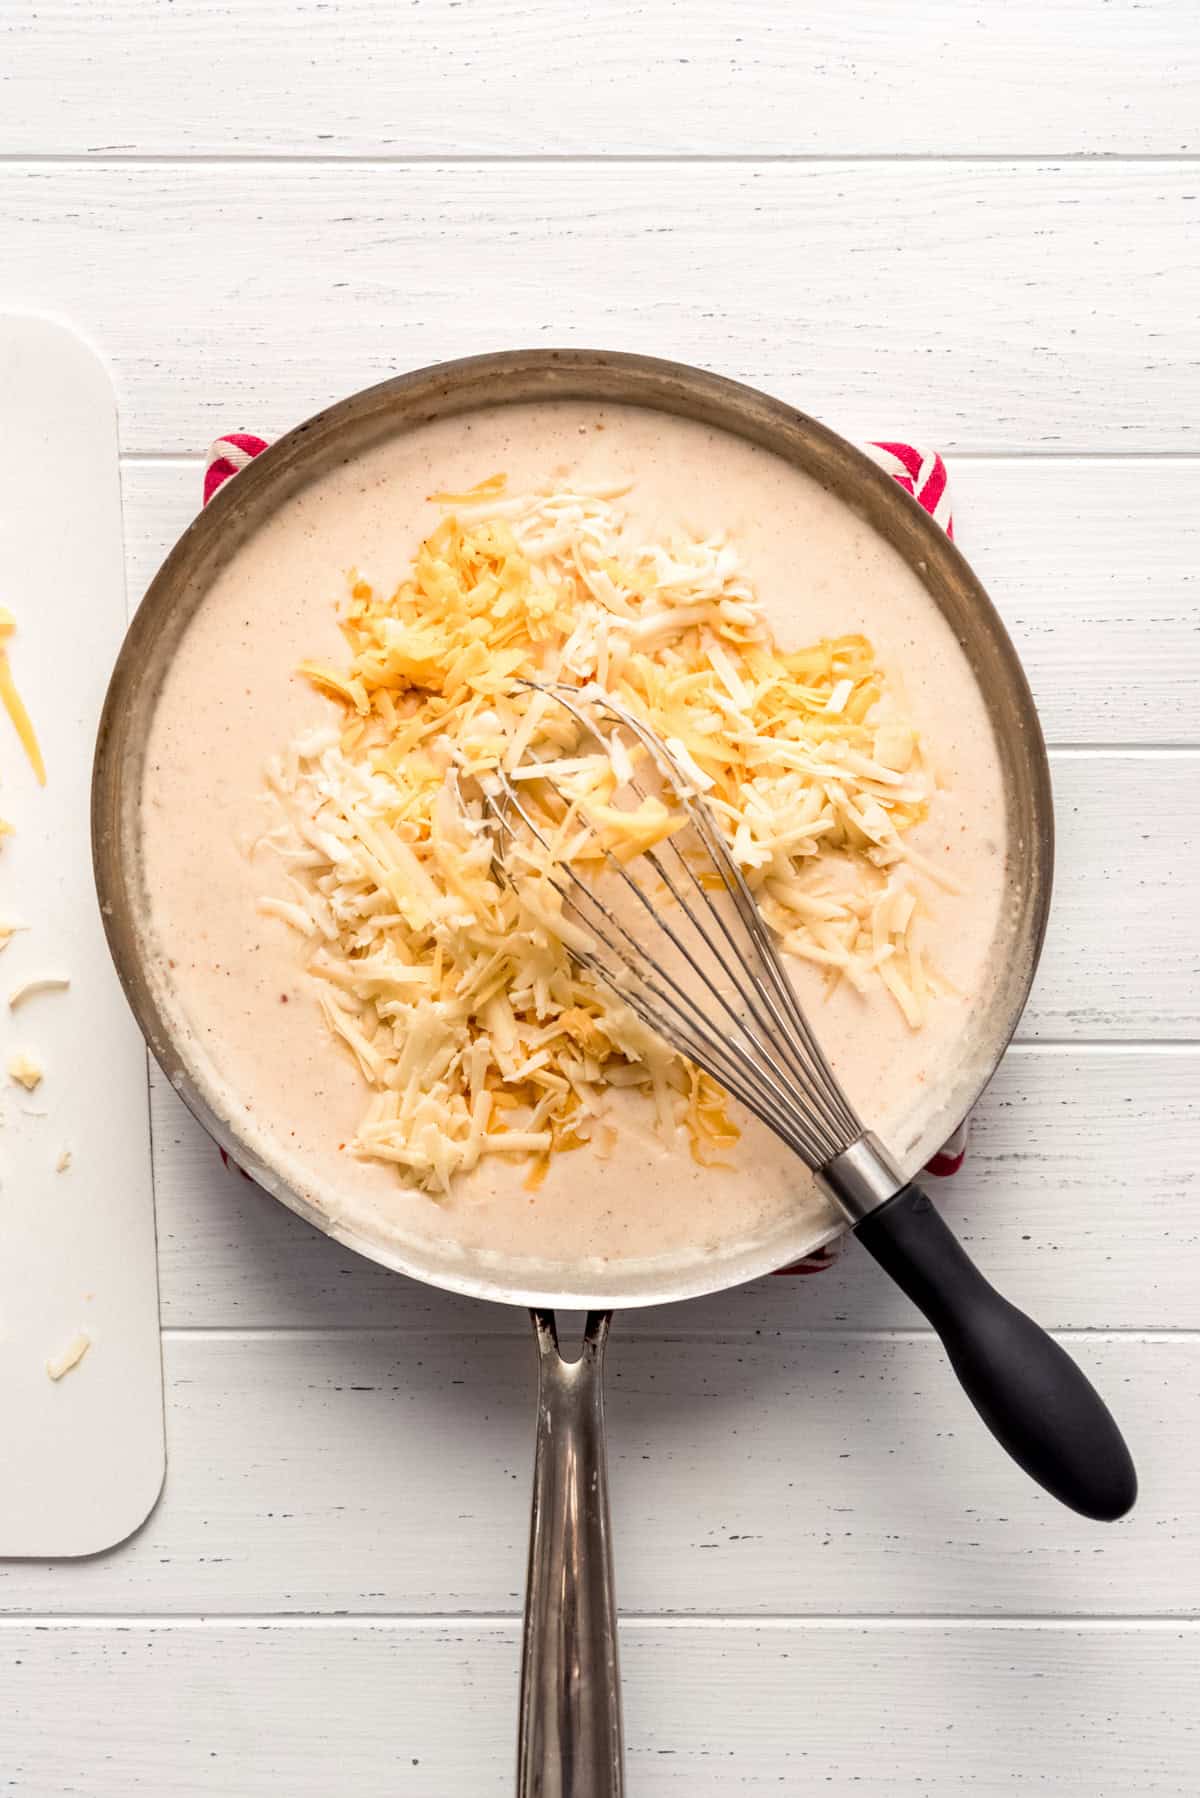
[203, 432, 965, 1275]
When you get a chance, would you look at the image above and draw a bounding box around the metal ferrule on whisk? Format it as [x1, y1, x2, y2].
[817, 1132, 907, 1224]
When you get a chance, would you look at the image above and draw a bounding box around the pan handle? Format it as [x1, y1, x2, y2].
[518, 1309, 624, 1798]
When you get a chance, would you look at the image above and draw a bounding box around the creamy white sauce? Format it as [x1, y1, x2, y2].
[137, 402, 1010, 1293]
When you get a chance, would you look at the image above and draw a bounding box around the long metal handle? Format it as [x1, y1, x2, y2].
[518, 1309, 624, 1798]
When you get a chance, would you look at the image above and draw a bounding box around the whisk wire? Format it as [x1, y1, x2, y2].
[631, 841, 842, 1156]
[609, 700, 861, 1146]
[643, 820, 858, 1152]
[559, 685, 862, 1151]
[531, 684, 859, 1154]
[481, 683, 867, 1171]
[484, 774, 823, 1159]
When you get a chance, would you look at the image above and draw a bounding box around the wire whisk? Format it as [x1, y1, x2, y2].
[479, 682, 863, 1175]
[478, 681, 1136, 1524]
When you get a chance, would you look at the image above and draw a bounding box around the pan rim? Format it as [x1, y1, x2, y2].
[92, 348, 1054, 1310]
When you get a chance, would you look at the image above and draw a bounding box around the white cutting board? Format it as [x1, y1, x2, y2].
[0, 317, 165, 1556]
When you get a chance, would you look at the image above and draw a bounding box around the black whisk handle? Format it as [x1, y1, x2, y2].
[854, 1185, 1137, 1522]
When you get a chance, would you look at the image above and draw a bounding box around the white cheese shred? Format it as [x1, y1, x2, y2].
[46, 1331, 90, 1382]
[8, 1049, 43, 1091]
[8, 974, 70, 1009]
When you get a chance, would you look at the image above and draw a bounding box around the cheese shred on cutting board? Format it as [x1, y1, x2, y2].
[0, 608, 46, 786]
[259, 479, 951, 1194]
[46, 1332, 90, 1382]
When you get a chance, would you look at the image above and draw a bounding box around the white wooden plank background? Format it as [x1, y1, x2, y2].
[2, 0, 1195, 157]
[1, 163, 1197, 454]
[4, 1623, 1199, 1796]
[0, 1332, 1193, 1617]
[3, 1, 1199, 1792]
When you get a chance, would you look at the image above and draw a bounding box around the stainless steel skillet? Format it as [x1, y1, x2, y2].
[95, 350, 1061, 1796]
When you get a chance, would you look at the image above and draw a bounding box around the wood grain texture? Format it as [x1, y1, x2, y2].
[120, 456, 1200, 746]
[0, 1333, 1190, 1617]
[4, 1620, 1199, 1796]
[1032, 754, 1198, 1037]
[2, 0, 1195, 157]
[150, 1048, 1198, 1333]
[2, 162, 1196, 453]
[948, 460, 1200, 746]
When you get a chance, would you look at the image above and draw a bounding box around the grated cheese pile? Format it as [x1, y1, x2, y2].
[257, 477, 952, 1194]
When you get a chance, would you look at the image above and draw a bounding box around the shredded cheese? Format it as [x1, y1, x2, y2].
[46, 1331, 90, 1381]
[259, 477, 948, 1195]
[9, 974, 70, 1010]
[0, 608, 45, 785]
[8, 1049, 43, 1091]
